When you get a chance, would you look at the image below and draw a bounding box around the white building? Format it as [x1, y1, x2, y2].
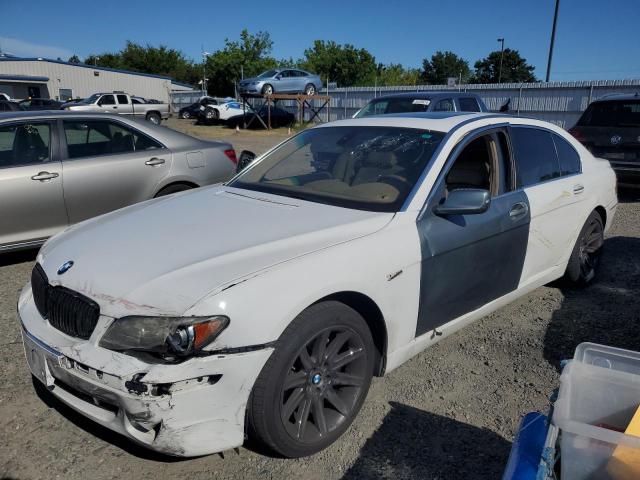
[0, 55, 194, 103]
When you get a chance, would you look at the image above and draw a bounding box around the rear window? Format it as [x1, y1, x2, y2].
[458, 97, 481, 112]
[578, 100, 640, 127]
[552, 134, 581, 176]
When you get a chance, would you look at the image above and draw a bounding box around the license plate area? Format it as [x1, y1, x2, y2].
[21, 330, 61, 388]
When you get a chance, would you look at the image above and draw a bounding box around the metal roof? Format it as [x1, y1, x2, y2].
[0, 56, 188, 84]
[0, 73, 49, 82]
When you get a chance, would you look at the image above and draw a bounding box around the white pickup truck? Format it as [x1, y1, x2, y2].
[64, 92, 170, 124]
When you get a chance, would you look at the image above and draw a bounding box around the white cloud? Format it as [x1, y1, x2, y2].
[0, 36, 74, 60]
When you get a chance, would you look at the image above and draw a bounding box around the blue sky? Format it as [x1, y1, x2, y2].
[1, 0, 638, 81]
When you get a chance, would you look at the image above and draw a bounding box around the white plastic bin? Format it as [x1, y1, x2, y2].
[553, 360, 640, 479]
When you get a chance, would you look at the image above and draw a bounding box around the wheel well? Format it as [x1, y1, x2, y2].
[155, 181, 198, 195]
[595, 205, 607, 226]
[316, 292, 388, 377]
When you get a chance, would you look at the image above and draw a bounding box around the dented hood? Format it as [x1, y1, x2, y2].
[39, 186, 393, 318]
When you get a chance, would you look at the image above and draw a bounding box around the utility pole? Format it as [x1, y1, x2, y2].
[497, 38, 505, 83]
[202, 51, 211, 95]
[546, 0, 560, 82]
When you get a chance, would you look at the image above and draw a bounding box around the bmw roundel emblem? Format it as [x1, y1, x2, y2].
[611, 135, 622, 145]
[57, 261, 74, 275]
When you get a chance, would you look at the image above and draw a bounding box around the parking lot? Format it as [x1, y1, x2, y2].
[0, 118, 638, 479]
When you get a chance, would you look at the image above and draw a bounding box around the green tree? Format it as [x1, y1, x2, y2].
[84, 42, 200, 85]
[376, 63, 421, 86]
[204, 30, 277, 96]
[67, 55, 81, 64]
[473, 48, 537, 83]
[301, 40, 376, 87]
[421, 51, 470, 85]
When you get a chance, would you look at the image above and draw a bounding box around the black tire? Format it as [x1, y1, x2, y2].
[181, 111, 190, 119]
[146, 112, 161, 125]
[154, 183, 194, 197]
[262, 84, 274, 96]
[205, 108, 219, 120]
[304, 84, 316, 96]
[248, 301, 374, 458]
[563, 210, 605, 286]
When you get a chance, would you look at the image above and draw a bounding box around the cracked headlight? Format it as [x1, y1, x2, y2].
[99, 316, 229, 358]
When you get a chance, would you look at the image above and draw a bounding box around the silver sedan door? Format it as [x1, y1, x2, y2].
[0, 120, 68, 249]
[60, 118, 172, 223]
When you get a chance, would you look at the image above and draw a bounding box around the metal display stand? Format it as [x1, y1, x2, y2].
[239, 93, 331, 130]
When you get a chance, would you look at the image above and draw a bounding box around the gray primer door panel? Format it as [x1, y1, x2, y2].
[415, 189, 530, 337]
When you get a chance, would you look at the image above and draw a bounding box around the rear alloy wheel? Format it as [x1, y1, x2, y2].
[564, 211, 604, 286]
[304, 84, 316, 96]
[248, 301, 374, 458]
[262, 84, 274, 96]
[146, 112, 161, 125]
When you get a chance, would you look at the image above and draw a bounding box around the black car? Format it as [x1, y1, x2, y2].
[179, 97, 219, 119]
[18, 98, 64, 111]
[569, 94, 640, 184]
[226, 105, 295, 129]
[0, 100, 21, 112]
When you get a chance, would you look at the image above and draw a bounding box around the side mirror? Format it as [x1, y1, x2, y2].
[237, 150, 257, 173]
[433, 189, 491, 216]
[275, 75, 282, 80]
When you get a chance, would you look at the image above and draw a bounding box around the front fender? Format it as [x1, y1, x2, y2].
[184, 213, 422, 358]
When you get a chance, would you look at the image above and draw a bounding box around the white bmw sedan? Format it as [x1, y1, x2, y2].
[18, 113, 617, 458]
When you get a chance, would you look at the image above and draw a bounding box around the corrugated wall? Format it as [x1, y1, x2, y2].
[0, 60, 174, 103]
[171, 79, 639, 128]
[322, 79, 640, 128]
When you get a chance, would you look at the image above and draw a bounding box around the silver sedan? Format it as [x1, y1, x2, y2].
[0, 111, 238, 252]
[238, 68, 323, 96]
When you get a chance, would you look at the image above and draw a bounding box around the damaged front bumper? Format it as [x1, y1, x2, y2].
[18, 286, 273, 457]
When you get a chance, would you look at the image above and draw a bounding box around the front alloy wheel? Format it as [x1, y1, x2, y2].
[248, 301, 374, 457]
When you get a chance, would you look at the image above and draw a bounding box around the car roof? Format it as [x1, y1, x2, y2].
[593, 93, 640, 103]
[371, 92, 481, 101]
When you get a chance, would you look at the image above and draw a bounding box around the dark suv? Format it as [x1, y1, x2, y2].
[569, 94, 640, 184]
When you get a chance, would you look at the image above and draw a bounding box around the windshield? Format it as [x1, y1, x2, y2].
[79, 94, 101, 104]
[578, 100, 640, 127]
[257, 70, 279, 79]
[230, 126, 445, 212]
[355, 98, 432, 118]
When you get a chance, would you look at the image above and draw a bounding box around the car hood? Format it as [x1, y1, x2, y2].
[39, 186, 393, 318]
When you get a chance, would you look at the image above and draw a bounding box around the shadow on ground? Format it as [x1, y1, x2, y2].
[342, 402, 511, 480]
[543, 236, 640, 370]
[31, 377, 189, 463]
[0, 248, 38, 267]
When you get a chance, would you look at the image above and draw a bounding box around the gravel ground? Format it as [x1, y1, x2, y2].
[1, 148, 639, 480]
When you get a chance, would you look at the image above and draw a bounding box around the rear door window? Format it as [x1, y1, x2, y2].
[552, 134, 581, 176]
[458, 97, 481, 112]
[510, 127, 561, 187]
[0, 122, 51, 168]
[64, 120, 136, 158]
[117, 95, 129, 105]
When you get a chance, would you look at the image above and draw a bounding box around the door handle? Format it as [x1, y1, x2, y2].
[509, 202, 529, 219]
[573, 184, 585, 195]
[145, 157, 165, 166]
[31, 171, 59, 181]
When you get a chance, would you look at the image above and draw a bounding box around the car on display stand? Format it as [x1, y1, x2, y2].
[238, 68, 323, 96]
[18, 112, 616, 459]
